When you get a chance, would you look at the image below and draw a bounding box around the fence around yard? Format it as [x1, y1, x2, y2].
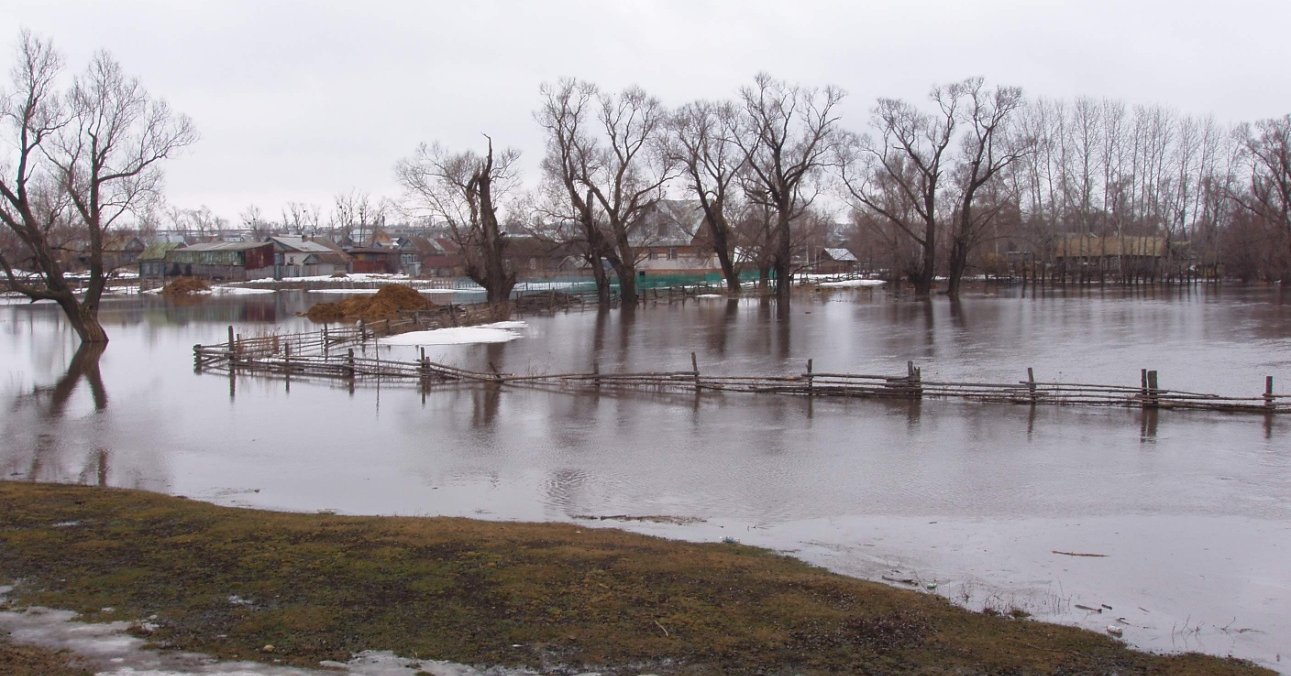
[194, 315, 1288, 415]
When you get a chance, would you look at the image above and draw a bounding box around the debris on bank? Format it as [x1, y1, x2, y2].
[304, 284, 435, 323]
[160, 277, 210, 296]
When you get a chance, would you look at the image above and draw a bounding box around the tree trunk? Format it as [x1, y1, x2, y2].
[946, 235, 970, 299]
[616, 263, 639, 306]
[912, 217, 937, 297]
[773, 211, 793, 302]
[712, 232, 741, 293]
[61, 297, 110, 344]
[590, 256, 611, 305]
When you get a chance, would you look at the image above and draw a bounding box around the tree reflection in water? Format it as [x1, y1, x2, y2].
[5, 343, 110, 485]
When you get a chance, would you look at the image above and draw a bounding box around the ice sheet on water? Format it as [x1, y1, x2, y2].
[379, 321, 528, 346]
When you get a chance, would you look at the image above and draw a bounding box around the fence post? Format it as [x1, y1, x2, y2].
[347, 348, 355, 380]
[907, 361, 923, 399]
[691, 352, 700, 389]
[806, 359, 814, 396]
[1265, 376, 1275, 410]
[1146, 370, 1159, 408]
[1027, 367, 1037, 404]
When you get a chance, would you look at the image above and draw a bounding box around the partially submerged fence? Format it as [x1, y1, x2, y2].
[195, 324, 1288, 415]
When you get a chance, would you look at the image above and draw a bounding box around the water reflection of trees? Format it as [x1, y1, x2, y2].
[2, 343, 112, 485]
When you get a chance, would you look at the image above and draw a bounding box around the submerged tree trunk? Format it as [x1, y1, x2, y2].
[773, 212, 793, 302]
[590, 255, 612, 305]
[67, 301, 110, 344]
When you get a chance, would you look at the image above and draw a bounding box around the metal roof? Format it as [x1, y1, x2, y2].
[177, 241, 272, 252]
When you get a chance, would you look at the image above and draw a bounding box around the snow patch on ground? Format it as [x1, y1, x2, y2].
[0, 588, 538, 674]
[307, 287, 483, 296]
[379, 321, 528, 346]
[246, 273, 413, 285]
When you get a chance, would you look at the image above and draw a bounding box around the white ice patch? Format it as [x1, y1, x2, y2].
[817, 279, 886, 288]
[211, 286, 276, 296]
[306, 288, 381, 295]
[379, 321, 528, 346]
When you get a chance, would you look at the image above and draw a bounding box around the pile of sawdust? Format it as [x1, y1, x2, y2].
[304, 284, 434, 323]
[160, 277, 210, 296]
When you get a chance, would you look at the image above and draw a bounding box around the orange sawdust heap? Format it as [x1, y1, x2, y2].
[160, 277, 210, 296]
[304, 284, 434, 323]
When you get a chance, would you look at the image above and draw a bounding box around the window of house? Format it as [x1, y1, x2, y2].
[667, 248, 678, 260]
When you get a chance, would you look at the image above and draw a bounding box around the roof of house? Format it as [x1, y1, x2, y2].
[175, 241, 273, 252]
[822, 248, 858, 263]
[629, 199, 704, 248]
[138, 241, 183, 261]
[268, 235, 339, 255]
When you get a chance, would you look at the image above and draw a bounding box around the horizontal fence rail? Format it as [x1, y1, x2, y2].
[195, 321, 1288, 415]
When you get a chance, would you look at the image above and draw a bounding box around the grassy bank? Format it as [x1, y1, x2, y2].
[0, 483, 1268, 674]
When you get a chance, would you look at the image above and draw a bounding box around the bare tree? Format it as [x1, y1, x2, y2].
[281, 201, 321, 237]
[840, 84, 959, 296]
[329, 191, 388, 244]
[735, 73, 844, 303]
[945, 79, 1028, 297]
[0, 32, 195, 343]
[667, 99, 745, 292]
[536, 79, 616, 304]
[1233, 114, 1291, 281]
[397, 136, 519, 304]
[240, 204, 272, 239]
[586, 84, 672, 306]
[536, 79, 672, 306]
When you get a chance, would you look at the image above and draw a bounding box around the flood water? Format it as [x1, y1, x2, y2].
[2, 285, 1289, 671]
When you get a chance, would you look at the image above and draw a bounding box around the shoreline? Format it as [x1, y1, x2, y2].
[0, 482, 1270, 674]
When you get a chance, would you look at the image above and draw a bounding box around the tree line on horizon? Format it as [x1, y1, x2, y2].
[3, 30, 1289, 345]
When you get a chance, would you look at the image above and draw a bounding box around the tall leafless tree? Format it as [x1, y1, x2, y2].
[0, 32, 196, 344]
[1233, 115, 1291, 281]
[945, 79, 1028, 297]
[536, 79, 617, 304]
[536, 79, 671, 306]
[735, 73, 843, 303]
[397, 136, 519, 304]
[840, 83, 960, 297]
[585, 85, 672, 306]
[666, 99, 746, 292]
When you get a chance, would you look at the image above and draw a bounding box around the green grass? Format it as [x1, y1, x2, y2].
[0, 482, 1270, 674]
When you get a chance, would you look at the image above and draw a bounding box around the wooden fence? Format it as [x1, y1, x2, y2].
[194, 324, 1288, 415]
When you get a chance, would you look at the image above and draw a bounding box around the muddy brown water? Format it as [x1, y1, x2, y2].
[2, 285, 1288, 670]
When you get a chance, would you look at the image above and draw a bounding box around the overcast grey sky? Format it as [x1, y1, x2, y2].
[5, 0, 1290, 223]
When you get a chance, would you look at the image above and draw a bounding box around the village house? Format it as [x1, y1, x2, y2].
[408, 237, 467, 278]
[267, 235, 351, 278]
[503, 235, 585, 279]
[813, 247, 859, 275]
[345, 247, 402, 274]
[632, 200, 721, 277]
[137, 241, 184, 285]
[164, 241, 275, 281]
